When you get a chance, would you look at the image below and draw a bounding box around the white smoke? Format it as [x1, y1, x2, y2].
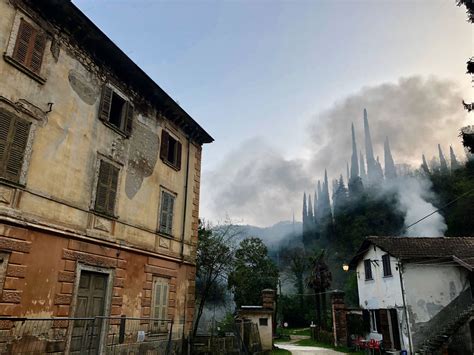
[384, 176, 447, 237]
[202, 76, 468, 226]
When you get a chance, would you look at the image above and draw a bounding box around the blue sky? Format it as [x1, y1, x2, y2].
[74, 0, 472, 226]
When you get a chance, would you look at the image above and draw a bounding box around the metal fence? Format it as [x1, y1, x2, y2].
[0, 316, 175, 354]
[191, 319, 262, 355]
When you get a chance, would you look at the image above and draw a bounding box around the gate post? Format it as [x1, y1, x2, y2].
[331, 291, 348, 347]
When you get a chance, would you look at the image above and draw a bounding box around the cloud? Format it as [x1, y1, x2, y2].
[201, 76, 468, 226]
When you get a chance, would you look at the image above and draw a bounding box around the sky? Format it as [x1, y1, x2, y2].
[74, 0, 473, 227]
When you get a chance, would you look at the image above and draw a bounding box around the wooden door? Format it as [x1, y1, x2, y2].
[70, 271, 108, 354]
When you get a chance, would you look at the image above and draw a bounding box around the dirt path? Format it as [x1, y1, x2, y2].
[275, 342, 346, 355]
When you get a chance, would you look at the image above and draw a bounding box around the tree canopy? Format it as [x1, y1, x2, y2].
[227, 237, 279, 307]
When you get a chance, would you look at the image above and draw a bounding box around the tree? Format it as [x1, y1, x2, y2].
[193, 221, 236, 337]
[306, 249, 332, 329]
[228, 237, 279, 308]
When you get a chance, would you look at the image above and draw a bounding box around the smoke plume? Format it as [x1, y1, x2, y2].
[384, 176, 447, 237]
[202, 76, 468, 227]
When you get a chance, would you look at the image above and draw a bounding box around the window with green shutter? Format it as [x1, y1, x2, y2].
[0, 109, 31, 183]
[151, 277, 169, 333]
[159, 190, 175, 236]
[94, 160, 119, 216]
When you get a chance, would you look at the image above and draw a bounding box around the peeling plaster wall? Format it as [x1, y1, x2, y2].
[0, 0, 201, 259]
[0, 0, 203, 334]
[403, 264, 469, 324]
[356, 244, 471, 353]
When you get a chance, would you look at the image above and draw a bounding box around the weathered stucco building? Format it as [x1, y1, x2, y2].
[0, 0, 212, 352]
[350, 237, 474, 354]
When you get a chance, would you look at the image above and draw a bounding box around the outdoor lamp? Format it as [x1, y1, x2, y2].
[342, 263, 349, 272]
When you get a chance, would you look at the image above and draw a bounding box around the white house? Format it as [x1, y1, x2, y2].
[349, 237, 474, 354]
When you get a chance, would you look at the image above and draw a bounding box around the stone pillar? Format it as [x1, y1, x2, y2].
[331, 290, 348, 347]
[262, 289, 275, 310]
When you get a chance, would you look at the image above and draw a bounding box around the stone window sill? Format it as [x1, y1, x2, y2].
[157, 231, 174, 240]
[100, 119, 130, 139]
[3, 55, 46, 85]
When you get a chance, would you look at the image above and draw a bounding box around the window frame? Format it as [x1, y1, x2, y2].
[4, 14, 47, 84]
[160, 130, 182, 171]
[93, 159, 120, 218]
[158, 190, 176, 236]
[369, 310, 378, 332]
[98, 85, 133, 137]
[382, 254, 392, 277]
[151, 277, 170, 333]
[364, 259, 373, 281]
[259, 318, 268, 326]
[0, 108, 32, 184]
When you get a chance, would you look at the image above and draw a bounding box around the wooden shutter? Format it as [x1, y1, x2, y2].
[5, 119, 31, 182]
[95, 160, 119, 216]
[160, 130, 169, 162]
[166, 195, 174, 234]
[160, 192, 169, 234]
[99, 86, 113, 122]
[159, 192, 174, 235]
[153, 280, 162, 319]
[0, 110, 14, 175]
[13, 19, 46, 74]
[152, 278, 169, 331]
[107, 166, 118, 214]
[161, 282, 168, 324]
[378, 309, 392, 349]
[176, 141, 182, 170]
[124, 102, 133, 136]
[13, 20, 34, 67]
[30, 32, 46, 74]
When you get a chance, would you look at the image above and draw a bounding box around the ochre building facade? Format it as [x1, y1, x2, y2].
[0, 0, 212, 352]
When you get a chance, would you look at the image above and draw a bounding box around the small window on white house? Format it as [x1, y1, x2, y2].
[382, 254, 392, 277]
[151, 277, 169, 332]
[159, 190, 175, 236]
[364, 259, 373, 280]
[259, 318, 268, 326]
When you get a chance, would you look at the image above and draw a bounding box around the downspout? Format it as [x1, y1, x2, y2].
[398, 261, 413, 354]
[180, 134, 192, 346]
[180, 134, 192, 263]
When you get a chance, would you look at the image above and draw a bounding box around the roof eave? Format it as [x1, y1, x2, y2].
[25, 0, 214, 144]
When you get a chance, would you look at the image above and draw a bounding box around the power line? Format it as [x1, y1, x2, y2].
[404, 187, 474, 231]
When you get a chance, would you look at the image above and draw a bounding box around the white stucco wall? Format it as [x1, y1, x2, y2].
[356, 244, 471, 354]
[240, 312, 273, 351]
[356, 246, 403, 309]
[403, 263, 469, 323]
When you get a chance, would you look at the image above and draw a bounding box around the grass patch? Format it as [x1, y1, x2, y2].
[277, 327, 311, 336]
[271, 348, 291, 355]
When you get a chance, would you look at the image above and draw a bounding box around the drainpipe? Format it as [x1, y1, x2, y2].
[180, 135, 192, 347]
[180, 134, 191, 263]
[398, 261, 413, 354]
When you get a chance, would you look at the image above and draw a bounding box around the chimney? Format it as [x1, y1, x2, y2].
[262, 289, 275, 310]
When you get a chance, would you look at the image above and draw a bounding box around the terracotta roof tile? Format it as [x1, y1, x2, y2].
[349, 236, 474, 270]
